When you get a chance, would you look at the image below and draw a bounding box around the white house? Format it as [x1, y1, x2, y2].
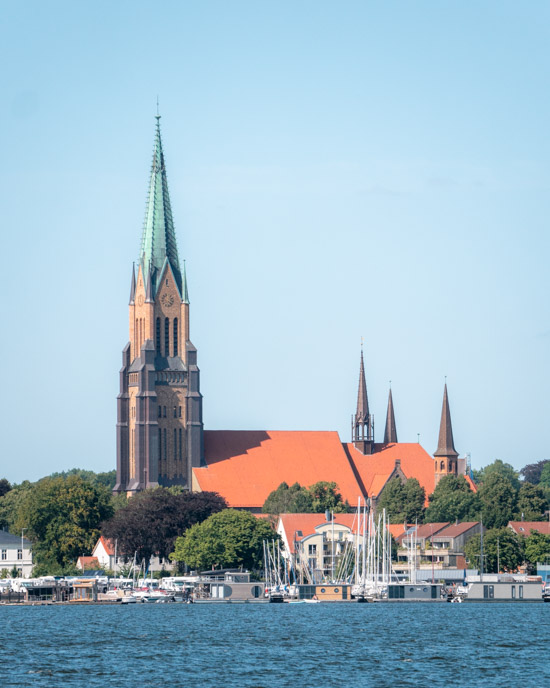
[92, 536, 174, 574]
[0, 530, 33, 578]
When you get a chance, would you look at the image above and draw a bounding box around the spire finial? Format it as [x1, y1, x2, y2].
[156, 96, 160, 120]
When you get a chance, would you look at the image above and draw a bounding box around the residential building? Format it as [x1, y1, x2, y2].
[92, 536, 173, 574]
[0, 531, 33, 578]
[508, 521, 550, 537]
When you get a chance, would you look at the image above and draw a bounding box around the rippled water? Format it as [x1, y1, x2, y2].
[2, 603, 549, 687]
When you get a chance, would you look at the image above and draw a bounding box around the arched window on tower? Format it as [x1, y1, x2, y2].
[164, 318, 170, 356]
[179, 428, 183, 460]
[174, 429, 177, 461]
[156, 318, 161, 352]
[163, 428, 167, 461]
[440, 461, 444, 472]
[173, 318, 178, 356]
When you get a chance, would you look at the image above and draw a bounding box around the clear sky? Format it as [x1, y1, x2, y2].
[1, 1, 549, 483]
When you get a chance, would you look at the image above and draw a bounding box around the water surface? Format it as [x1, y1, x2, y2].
[2, 603, 548, 687]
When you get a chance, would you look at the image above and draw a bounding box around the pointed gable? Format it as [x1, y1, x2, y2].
[345, 442, 436, 506]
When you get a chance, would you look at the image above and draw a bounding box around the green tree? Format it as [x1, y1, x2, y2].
[523, 530, 550, 572]
[540, 463, 550, 489]
[376, 477, 425, 524]
[15, 476, 114, 569]
[49, 468, 117, 490]
[102, 489, 226, 566]
[474, 459, 520, 491]
[0, 481, 33, 532]
[478, 473, 517, 528]
[262, 482, 313, 515]
[308, 481, 349, 513]
[464, 528, 523, 573]
[520, 460, 549, 485]
[171, 509, 277, 571]
[425, 475, 480, 523]
[516, 483, 548, 521]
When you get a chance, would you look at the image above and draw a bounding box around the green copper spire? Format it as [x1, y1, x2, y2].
[139, 114, 182, 297]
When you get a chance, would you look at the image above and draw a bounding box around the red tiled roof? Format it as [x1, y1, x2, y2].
[508, 521, 550, 536]
[432, 522, 480, 538]
[77, 556, 100, 569]
[396, 523, 449, 544]
[345, 442, 437, 506]
[194, 431, 364, 509]
[387, 524, 407, 540]
[93, 536, 115, 556]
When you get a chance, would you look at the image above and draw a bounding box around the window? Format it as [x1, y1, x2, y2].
[179, 428, 183, 460]
[163, 406, 166, 418]
[178, 406, 182, 418]
[17, 549, 22, 560]
[164, 318, 169, 355]
[158, 405, 161, 418]
[174, 429, 177, 459]
[173, 318, 178, 356]
[483, 585, 495, 599]
[163, 429, 167, 460]
[173, 407, 177, 418]
[158, 430, 162, 465]
[308, 544, 317, 555]
[1, 550, 6, 560]
[156, 318, 161, 352]
[519, 585, 523, 599]
[511, 585, 516, 599]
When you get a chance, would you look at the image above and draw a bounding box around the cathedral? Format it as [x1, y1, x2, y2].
[114, 117, 474, 505]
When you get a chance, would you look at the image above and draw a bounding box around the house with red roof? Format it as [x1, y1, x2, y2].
[508, 521, 550, 537]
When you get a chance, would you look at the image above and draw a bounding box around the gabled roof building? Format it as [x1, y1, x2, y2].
[115, 116, 474, 510]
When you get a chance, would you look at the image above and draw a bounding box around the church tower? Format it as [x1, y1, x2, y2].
[352, 347, 374, 455]
[433, 383, 458, 486]
[114, 115, 204, 495]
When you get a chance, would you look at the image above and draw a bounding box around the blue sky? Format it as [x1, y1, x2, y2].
[1, 1, 549, 483]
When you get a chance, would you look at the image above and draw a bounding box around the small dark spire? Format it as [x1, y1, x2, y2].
[353, 345, 373, 454]
[129, 263, 136, 304]
[384, 388, 398, 444]
[434, 383, 458, 457]
[355, 348, 370, 424]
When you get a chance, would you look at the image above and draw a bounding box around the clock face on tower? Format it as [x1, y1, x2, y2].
[161, 293, 174, 308]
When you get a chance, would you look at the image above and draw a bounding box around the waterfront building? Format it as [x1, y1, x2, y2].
[0, 530, 33, 578]
[395, 521, 482, 569]
[91, 536, 173, 574]
[114, 117, 475, 509]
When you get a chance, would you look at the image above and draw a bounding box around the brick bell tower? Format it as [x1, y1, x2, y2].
[114, 114, 204, 495]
